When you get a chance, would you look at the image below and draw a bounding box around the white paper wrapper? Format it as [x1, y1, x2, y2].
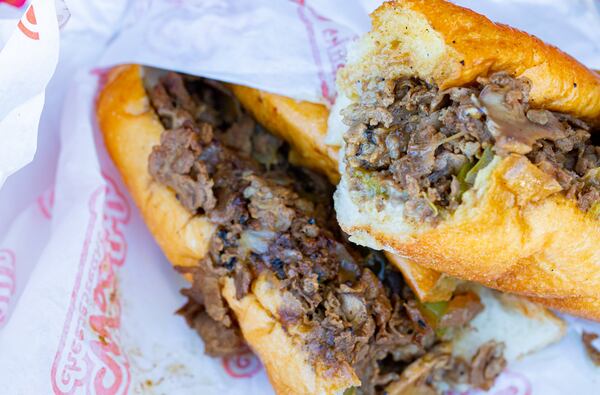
[0, 0, 58, 188]
[0, 1, 599, 394]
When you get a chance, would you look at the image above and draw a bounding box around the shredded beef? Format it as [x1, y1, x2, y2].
[468, 341, 507, 390]
[147, 71, 494, 394]
[384, 341, 506, 394]
[148, 110, 216, 212]
[175, 263, 246, 357]
[177, 299, 246, 357]
[343, 72, 600, 225]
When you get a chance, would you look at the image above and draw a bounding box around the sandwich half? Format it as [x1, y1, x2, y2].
[327, 0, 600, 302]
[97, 64, 564, 394]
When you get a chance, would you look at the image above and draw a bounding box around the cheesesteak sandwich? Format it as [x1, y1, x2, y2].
[328, 0, 600, 303]
[97, 65, 564, 394]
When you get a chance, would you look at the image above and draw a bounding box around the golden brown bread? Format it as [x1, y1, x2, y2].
[96, 64, 359, 395]
[529, 295, 600, 322]
[335, 155, 600, 299]
[230, 82, 600, 321]
[330, 0, 600, 308]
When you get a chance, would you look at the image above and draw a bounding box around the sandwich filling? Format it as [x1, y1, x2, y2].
[146, 71, 505, 394]
[342, 72, 600, 225]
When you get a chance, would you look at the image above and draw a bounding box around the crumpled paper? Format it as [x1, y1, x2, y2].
[0, 0, 599, 394]
[0, 0, 59, 188]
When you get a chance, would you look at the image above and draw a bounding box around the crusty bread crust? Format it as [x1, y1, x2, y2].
[529, 295, 600, 322]
[96, 64, 358, 395]
[332, 0, 600, 313]
[229, 82, 600, 321]
[336, 153, 600, 300]
[338, 0, 600, 124]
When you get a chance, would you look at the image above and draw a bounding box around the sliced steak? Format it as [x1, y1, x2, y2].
[343, 72, 599, 225]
